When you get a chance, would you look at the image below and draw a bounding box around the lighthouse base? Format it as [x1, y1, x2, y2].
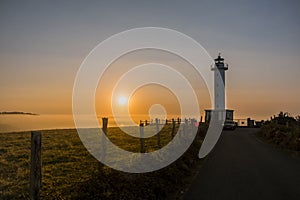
[204, 109, 234, 123]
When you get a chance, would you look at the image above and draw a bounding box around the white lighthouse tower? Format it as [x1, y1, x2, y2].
[212, 53, 228, 112]
[204, 53, 234, 123]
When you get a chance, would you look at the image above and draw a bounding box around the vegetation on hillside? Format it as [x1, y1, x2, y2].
[257, 112, 300, 151]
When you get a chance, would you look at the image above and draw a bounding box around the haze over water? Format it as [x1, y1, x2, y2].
[0, 114, 190, 133]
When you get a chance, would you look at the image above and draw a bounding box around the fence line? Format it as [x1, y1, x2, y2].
[28, 117, 201, 197]
[135, 117, 199, 152]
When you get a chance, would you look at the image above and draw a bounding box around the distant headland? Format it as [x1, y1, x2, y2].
[0, 111, 39, 115]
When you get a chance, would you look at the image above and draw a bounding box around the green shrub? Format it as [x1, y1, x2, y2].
[258, 112, 300, 151]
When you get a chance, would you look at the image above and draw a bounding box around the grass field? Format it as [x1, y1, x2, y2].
[0, 124, 206, 199]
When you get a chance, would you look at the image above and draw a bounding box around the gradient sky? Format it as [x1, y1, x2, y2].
[0, 0, 300, 120]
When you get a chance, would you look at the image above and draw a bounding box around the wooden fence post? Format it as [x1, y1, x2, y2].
[155, 118, 161, 148]
[30, 131, 41, 200]
[171, 118, 175, 139]
[191, 119, 196, 134]
[101, 118, 108, 161]
[177, 117, 181, 124]
[184, 118, 188, 134]
[102, 117, 108, 135]
[140, 122, 145, 153]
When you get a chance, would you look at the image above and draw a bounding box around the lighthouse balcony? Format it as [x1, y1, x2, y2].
[211, 63, 228, 70]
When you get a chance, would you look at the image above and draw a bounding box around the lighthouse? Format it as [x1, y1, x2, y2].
[212, 53, 228, 111]
[205, 53, 234, 123]
[200, 54, 234, 159]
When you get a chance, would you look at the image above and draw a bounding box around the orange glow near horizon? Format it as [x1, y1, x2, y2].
[128, 84, 181, 124]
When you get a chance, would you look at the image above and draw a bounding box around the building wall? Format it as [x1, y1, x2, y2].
[205, 109, 234, 123]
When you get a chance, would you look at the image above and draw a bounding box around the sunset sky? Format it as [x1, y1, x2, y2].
[1, 0, 300, 121]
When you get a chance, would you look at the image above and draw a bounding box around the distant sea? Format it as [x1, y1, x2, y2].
[0, 114, 191, 133]
[0, 114, 75, 133]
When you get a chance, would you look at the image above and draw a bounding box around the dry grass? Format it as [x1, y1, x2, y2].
[0, 124, 205, 199]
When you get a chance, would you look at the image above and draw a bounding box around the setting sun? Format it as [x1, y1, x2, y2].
[118, 96, 127, 105]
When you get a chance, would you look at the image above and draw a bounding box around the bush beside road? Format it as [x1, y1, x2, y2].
[257, 112, 300, 152]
